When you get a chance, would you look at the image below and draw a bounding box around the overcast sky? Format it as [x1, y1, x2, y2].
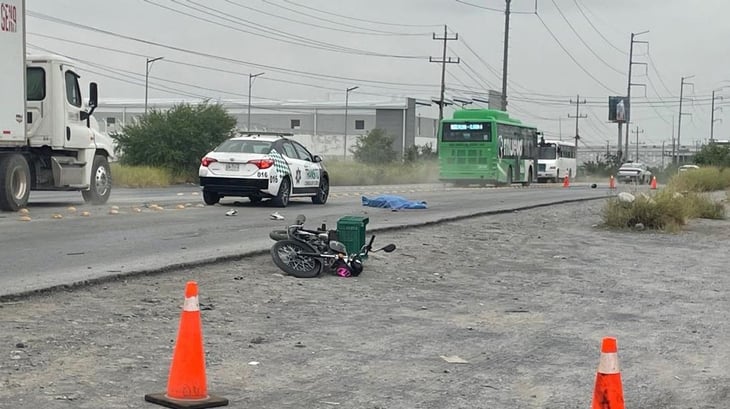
[25, 0, 730, 146]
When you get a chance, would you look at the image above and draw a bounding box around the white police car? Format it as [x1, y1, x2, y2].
[198, 132, 329, 207]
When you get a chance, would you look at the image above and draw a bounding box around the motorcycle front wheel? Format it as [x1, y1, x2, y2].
[270, 240, 323, 278]
[269, 230, 289, 241]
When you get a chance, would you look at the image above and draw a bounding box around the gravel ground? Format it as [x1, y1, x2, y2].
[0, 199, 728, 409]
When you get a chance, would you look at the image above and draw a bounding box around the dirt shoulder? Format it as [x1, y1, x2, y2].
[1, 200, 728, 409]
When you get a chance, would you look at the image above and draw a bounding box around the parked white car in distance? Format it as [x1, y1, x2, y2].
[617, 162, 652, 184]
[678, 164, 700, 173]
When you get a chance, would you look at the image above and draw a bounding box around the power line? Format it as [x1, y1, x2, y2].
[571, 0, 627, 55]
[279, 0, 441, 28]
[646, 49, 675, 96]
[454, 35, 583, 98]
[221, 0, 430, 36]
[27, 32, 441, 101]
[26, 12, 440, 89]
[28, 43, 322, 115]
[144, 0, 428, 59]
[454, 0, 535, 14]
[450, 51, 499, 90]
[550, 0, 625, 76]
[573, 0, 625, 37]
[535, 12, 619, 93]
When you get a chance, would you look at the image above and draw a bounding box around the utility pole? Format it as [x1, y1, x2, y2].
[662, 141, 665, 168]
[344, 86, 359, 160]
[145, 56, 164, 115]
[558, 117, 562, 141]
[430, 25, 459, 125]
[671, 114, 676, 166]
[711, 88, 724, 143]
[632, 126, 644, 162]
[501, 0, 512, 111]
[247, 72, 265, 131]
[568, 94, 587, 151]
[677, 75, 694, 166]
[625, 31, 648, 162]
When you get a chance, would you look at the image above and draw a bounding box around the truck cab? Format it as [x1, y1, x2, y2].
[25, 55, 115, 191]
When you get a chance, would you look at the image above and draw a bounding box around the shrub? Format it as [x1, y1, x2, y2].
[111, 102, 237, 179]
[351, 129, 398, 165]
[693, 143, 730, 168]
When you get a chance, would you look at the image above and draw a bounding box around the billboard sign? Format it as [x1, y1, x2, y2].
[608, 96, 629, 123]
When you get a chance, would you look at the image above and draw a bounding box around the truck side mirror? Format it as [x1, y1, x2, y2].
[82, 83, 99, 128]
[88, 82, 98, 110]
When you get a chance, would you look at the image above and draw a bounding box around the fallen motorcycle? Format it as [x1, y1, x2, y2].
[269, 215, 396, 278]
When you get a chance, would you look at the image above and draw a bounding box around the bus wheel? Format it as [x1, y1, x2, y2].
[522, 167, 532, 187]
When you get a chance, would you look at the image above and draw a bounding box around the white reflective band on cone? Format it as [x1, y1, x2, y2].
[183, 295, 200, 312]
[597, 352, 620, 374]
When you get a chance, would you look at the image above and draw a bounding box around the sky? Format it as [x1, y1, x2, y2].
[23, 0, 730, 148]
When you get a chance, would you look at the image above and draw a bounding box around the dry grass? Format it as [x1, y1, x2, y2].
[110, 163, 189, 188]
[110, 161, 439, 188]
[325, 160, 439, 186]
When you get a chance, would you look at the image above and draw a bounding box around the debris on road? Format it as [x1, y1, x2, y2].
[440, 355, 469, 364]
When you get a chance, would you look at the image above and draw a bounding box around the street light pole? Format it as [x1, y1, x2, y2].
[248, 72, 265, 131]
[344, 86, 359, 159]
[145, 56, 164, 115]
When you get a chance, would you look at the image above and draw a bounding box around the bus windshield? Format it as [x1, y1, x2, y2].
[538, 145, 557, 159]
[442, 122, 491, 142]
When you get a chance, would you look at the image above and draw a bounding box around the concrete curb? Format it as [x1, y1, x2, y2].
[0, 195, 608, 302]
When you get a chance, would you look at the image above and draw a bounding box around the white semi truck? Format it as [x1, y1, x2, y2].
[0, 0, 115, 211]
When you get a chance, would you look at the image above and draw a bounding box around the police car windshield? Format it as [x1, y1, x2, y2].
[215, 140, 273, 154]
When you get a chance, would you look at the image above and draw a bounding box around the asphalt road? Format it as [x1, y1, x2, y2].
[0, 183, 612, 298]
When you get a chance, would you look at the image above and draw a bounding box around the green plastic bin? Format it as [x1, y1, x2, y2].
[336, 216, 369, 257]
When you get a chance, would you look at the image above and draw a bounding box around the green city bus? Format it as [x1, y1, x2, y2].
[437, 109, 539, 186]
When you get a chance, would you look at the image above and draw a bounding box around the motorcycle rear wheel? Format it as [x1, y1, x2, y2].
[270, 240, 323, 278]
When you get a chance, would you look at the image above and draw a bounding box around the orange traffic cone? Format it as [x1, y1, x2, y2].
[145, 281, 228, 409]
[650, 176, 657, 190]
[591, 337, 625, 409]
[563, 175, 570, 188]
[609, 175, 616, 190]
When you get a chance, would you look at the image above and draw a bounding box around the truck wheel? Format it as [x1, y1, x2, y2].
[82, 155, 112, 205]
[0, 154, 31, 212]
